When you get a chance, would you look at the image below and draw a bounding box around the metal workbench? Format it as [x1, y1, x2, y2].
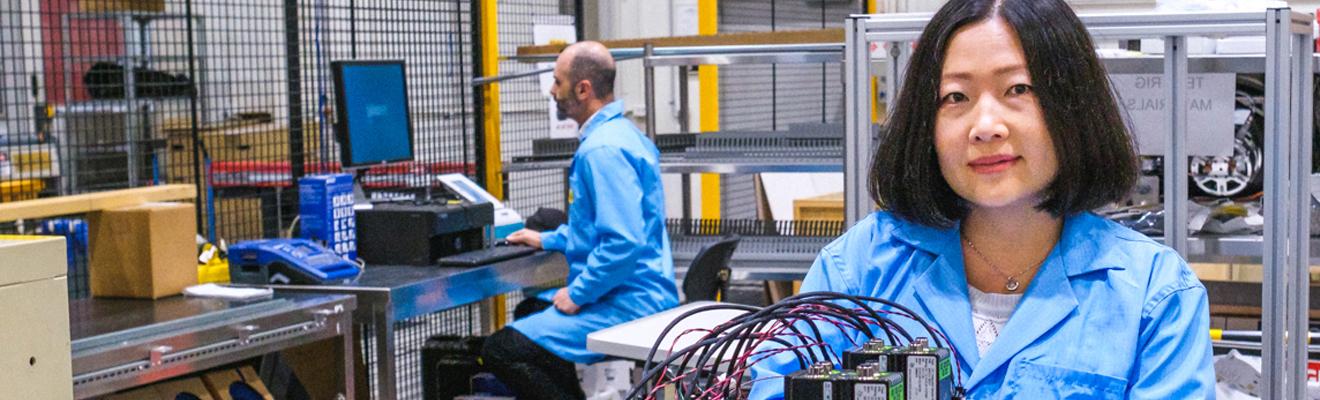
[70, 292, 356, 399]
[262, 251, 569, 400]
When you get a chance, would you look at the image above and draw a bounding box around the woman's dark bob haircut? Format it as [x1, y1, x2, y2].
[870, 0, 1139, 228]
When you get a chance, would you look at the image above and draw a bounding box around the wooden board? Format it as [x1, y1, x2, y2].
[0, 184, 196, 222]
[516, 28, 843, 57]
[793, 191, 843, 221]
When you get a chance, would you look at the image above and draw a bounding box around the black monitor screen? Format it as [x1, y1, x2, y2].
[332, 60, 414, 167]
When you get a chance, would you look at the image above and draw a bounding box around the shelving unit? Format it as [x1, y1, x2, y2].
[504, 42, 850, 275]
[58, 11, 208, 192]
[848, 9, 1314, 398]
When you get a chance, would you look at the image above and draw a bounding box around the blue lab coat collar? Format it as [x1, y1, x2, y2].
[579, 100, 626, 143]
[890, 212, 1127, 390]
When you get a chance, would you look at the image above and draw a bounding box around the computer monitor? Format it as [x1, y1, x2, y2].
[331, 60, 415, 168]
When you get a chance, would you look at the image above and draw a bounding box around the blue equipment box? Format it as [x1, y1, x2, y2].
[229, 238, 361, 285]
[299, 173, 356, 260]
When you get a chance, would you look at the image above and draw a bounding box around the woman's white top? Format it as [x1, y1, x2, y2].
[968, 285, 1024, 356]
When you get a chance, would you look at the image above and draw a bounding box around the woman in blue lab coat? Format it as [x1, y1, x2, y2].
[749, 0, 1216, 398]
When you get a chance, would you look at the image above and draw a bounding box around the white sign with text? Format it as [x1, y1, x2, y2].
[1110, 73, 1235, 156]
[533, 24, 579, 139]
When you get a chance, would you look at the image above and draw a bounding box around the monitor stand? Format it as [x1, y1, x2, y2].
[349, 168, 372, 206]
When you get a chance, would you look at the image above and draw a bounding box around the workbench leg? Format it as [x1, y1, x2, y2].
[341, 317, 356, 399]
[375, 309, 397, 400]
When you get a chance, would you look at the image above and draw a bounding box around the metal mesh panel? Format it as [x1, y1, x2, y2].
[716, 0, 856, 220]
[360, 305, 485, 400]
[0, 0, 476, 298]
[498, 0, 573, 217]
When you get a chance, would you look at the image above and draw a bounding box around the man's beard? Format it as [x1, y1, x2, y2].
[555, 94, 575, 121]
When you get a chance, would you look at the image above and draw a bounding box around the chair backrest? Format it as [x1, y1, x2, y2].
[682, 235, 740, 303]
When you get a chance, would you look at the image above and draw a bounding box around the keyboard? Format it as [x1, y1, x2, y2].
[436, 245, 537, 267]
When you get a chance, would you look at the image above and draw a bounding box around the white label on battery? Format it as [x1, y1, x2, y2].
[908, 356, 937, 400]
[823, 381, 833, 400]
[855, 383, 887, 400]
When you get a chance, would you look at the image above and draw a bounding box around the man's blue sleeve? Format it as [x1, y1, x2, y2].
[540, 224, 570, 252]
[565, 147, 647, 306]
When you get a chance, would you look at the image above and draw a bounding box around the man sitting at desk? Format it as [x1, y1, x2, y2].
[483, 41, 679, 400]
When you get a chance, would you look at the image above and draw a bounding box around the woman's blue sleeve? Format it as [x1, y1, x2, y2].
[1127, 250, 1216, 398]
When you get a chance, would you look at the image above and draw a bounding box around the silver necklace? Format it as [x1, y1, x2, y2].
[962, 235, 1042, 292]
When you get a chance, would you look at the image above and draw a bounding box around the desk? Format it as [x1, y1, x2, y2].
[587, 301, 750, 363]
[70, 293, 356, 399]
[262, 251, 569, 400]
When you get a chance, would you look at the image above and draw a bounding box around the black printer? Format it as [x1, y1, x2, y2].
[355, 200, 495, 266]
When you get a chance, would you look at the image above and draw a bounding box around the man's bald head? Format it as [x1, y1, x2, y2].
[557, 41, 616, 100]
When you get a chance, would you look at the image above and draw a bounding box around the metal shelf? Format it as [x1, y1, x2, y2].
[504, 155, 842, 174]
[671, 234, 832, 282]
[1101, 53, 1320, 74]
[1179, 234, 1320, 264]
[658, 158, 841, 174]
[503, 159, 569, 173]
[70, 293, 355, 399]
[59, 10, 209, 193]
[64, 54, 194, 64]
[509, 43, 842, 63]
[645, 51, 841, 67]
[66, 11, 203, 20]
[668, 233, 1320, 282]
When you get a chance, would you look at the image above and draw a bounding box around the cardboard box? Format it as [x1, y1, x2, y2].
[104, 386, 158, 400]
[152, 377, 215, 400]
[1190, 263, 1232, 281]
[78, 0, 165, 13]
[202, 366, 273, 400]
[105, 377, 214, 400]
[164, 121, 322, 182]
[792, 191, 843, 221]
[89, 202, 198, 299]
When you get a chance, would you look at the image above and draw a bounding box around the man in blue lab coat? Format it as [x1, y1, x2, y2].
[482, 41, 678, 400]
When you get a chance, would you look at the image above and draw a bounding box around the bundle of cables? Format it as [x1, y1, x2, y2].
[625, 292, 966, 400]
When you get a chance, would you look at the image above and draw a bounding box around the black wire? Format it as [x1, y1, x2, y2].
[640, 303, 762, 377]
[691, 307, 864, 387]
[651, 301, 888, 394]
[628, 334, 806, 400]
[628, 291, 954, 399]
[790, 291, 946, 350]
[713, 299, 878, 362]
[703, 308, 868, 392]
[673, 309, 834, 387]
[634, 308, 836, 398]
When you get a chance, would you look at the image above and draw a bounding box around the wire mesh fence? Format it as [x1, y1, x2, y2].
[497, 0, 574, 218]
[0, 0, 478, 299]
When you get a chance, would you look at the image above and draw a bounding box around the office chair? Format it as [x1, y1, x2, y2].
[681, 234, 740, 303]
